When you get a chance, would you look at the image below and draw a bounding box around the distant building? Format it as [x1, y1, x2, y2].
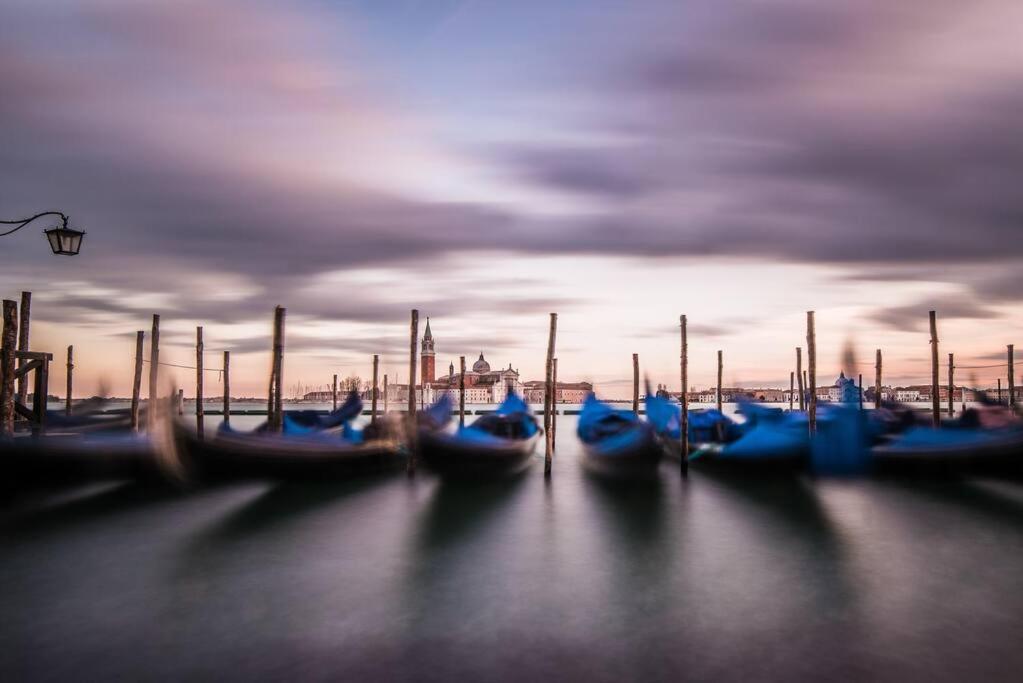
[382, 321, 525, 404]
[522, 381, 593, 404]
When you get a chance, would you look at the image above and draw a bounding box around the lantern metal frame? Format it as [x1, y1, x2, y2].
[1, 211, 85, 255]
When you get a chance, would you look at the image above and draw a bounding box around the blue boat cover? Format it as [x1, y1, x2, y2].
[810, 404, 871, 475]
[421, 394, 454, 430]
[713, 405, 808, 462]
[645, 394, 738, 443]
[879, 423, 1022, 452]
[456, 392, 538, 443]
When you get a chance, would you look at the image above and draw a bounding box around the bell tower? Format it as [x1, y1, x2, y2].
[421, 317, 436, 384]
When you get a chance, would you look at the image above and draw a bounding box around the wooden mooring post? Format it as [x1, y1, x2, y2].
[875, 349, 882, 409]
[947, 352, 954, 417]
[858, 373, 864, 410]
[458, 356, 466, 428]
[929, 310, 940, 426]
[177, 389, 184, 416]
[789, 371, 794, 410]
[148, 314, 160, 427]
[383, 374, 389, 413]
[2, 297, 50, 437]
[222, 351, 231, 427]
[13, 350, 51, 436]
[332, 373, 338, 411]
[543, 312, 558, 476]
[372, 354, 379, 424]
[1, 300, 17, 437]
[196, 326, 204, 439]
[716, 350, 723, 413]
[796, 347, 804, 411]
[806, 311, 817, 434]
[632, 353, 639, 416]
[16, 291, 30, 409]
[551, 357, 558, 451]
[65, 345, 73, 416]
[408, 310, 419, 416]
[407, 309, 419, 475]
[1009, 345, 1016, 411]
[130, 331, 144, 429]
[680, 315, 689, 478]
[268, 306, 285, 432]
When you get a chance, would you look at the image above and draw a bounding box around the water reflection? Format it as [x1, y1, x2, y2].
[414, 473, 529, 552]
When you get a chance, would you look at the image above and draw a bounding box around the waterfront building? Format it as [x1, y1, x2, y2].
[522, 381, 593, 404]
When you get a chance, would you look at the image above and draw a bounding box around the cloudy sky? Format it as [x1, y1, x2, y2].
[2, 0, 1021, 398]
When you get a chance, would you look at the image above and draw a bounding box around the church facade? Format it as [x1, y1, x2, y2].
[419, 319, 523, 404]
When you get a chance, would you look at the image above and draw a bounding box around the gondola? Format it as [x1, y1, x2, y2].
[871, 407, 1023, 477]
[0, 430, 167, 486]
[169, 395, 404, 481]
[418, 393, 540, 477]
[577, 394, 663, 479]
[689, 402, 809, 473]
[644, 393, 739, 458]
[277, 391, 364, 434]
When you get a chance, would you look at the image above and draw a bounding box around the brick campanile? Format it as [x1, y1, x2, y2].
[421, 317, 436, 384]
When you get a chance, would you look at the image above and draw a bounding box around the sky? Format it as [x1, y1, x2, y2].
[1, 0, 1021, 398]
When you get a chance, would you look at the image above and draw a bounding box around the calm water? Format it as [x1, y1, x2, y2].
[2, 413, 1022, 681]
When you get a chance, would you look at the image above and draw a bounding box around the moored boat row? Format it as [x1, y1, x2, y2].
[2, 391, 1022, 488]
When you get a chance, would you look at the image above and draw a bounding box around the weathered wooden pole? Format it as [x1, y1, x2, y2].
[383, 374, 389, 413]
[1009, 344, 1016, 410]
[858, 373, 864, 410]
[632, 353, 640, 416]
[947, 352, 954, 417]
[272, 306, 288, 429]
[130, 330, 144, 430]
[806, 311, 817, 434]
[680, 315, 689, 478]
[789, 371, 794, 410]
[148, 314, 160, 426]
[1, 300, 17, 438]
[16, 291, 30, 408]
[332, 373, 338, 411]
[65, 345, 73, 416]
[796, 347, 805, 411]
[222, 351, 231, 427]
[407, 310, 419, 475]
[543, 312, 558, 476]
[196, 326, 204, 439]
[371, 354, 379, 424]
[998, 378, 1003, 405]
[177, 389, 184, 416]
[716, 350, 723, 413]
[875, 349, 882, 409]
[456, 357, 465, 427]
[552, 359, 560, 449]
[929, 310, 940, 426]
[408, 310, 419, 416]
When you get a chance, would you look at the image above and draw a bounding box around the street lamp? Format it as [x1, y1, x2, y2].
[1, 211, 85, 255]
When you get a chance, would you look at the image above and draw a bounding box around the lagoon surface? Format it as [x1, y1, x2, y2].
[2, 411, 1022, 681]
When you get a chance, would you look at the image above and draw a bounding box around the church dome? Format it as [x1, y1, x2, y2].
[472, 352, 491, 373]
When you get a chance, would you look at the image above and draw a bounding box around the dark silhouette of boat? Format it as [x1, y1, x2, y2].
[418, 393, 540, 478]
[577, 394, 663, 479]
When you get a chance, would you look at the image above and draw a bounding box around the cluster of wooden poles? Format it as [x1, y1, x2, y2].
[1, 293, 72, 437]
[2, 294, 1019, 473]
